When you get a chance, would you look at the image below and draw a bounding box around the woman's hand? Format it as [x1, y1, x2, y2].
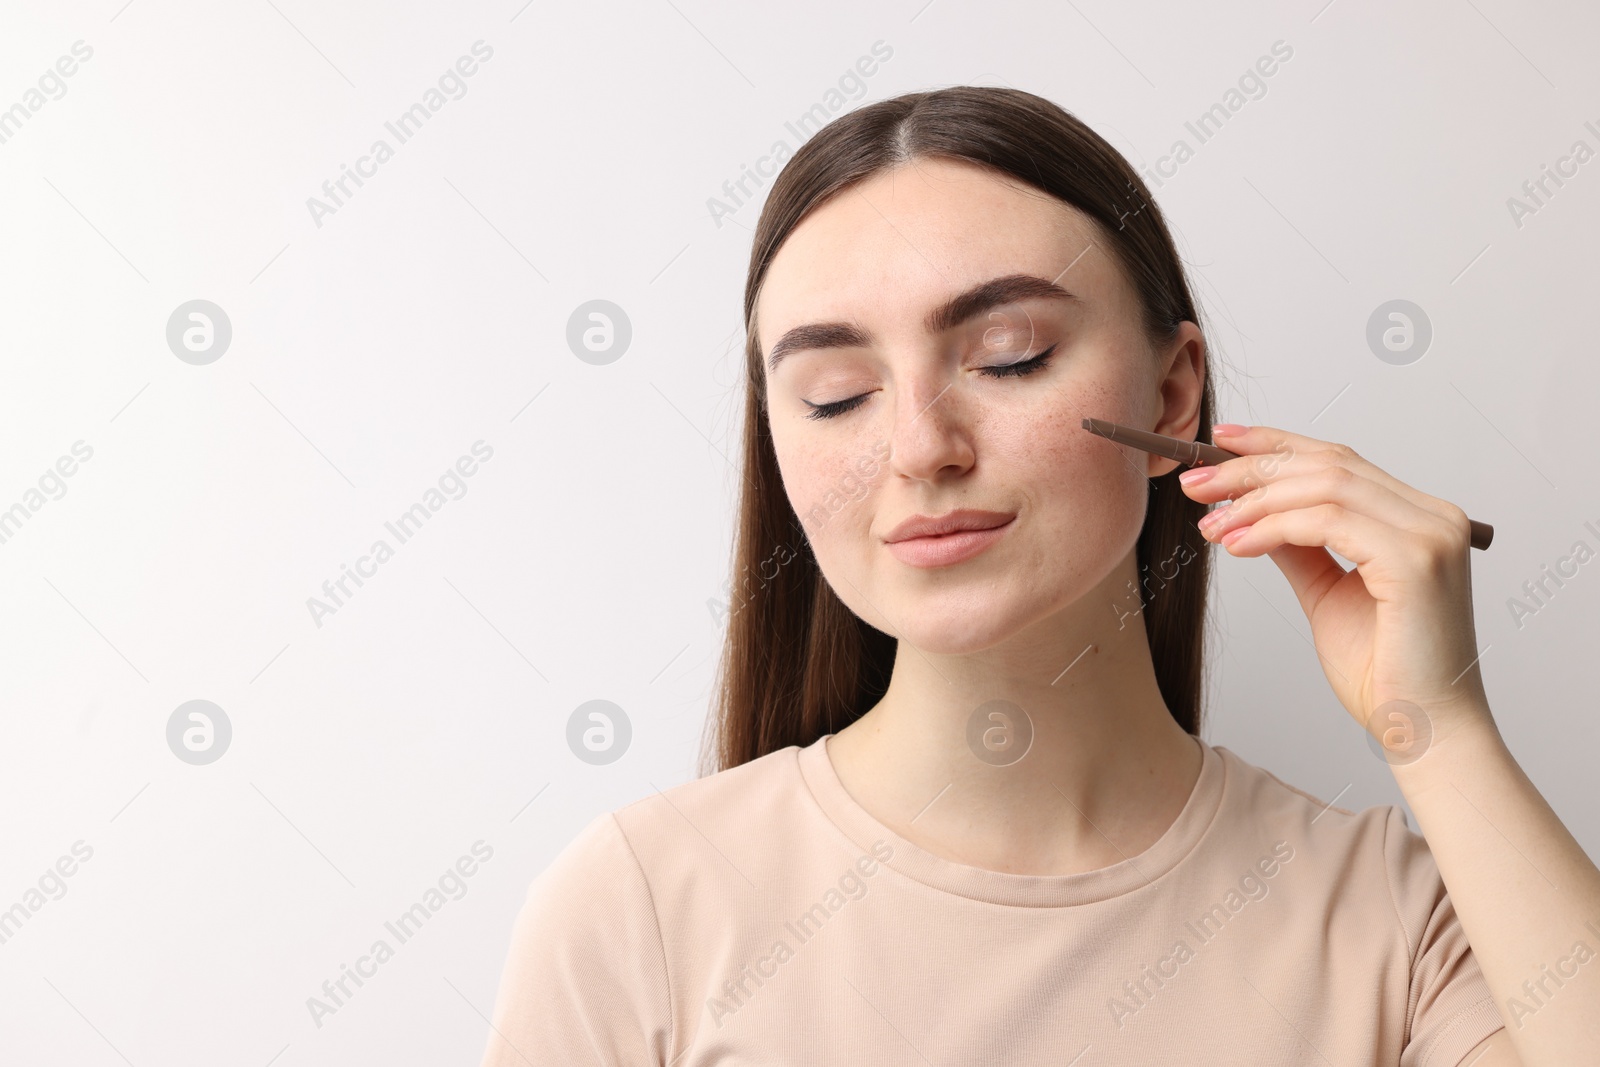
[1179, 424, 1600, 1066]
[1176, 422, 1494, 750]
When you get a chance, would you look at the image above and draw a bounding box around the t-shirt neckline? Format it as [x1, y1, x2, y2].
[796, 731, 1225, 907]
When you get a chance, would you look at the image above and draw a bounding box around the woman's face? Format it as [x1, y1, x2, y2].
[757, 156, 1203, 655]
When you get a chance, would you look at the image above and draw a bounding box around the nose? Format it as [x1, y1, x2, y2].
[887, 369, 976, 483]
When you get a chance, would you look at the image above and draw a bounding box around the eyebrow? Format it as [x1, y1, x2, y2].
[764, 273, 1082, 373]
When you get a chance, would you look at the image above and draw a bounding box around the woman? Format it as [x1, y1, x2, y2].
[479, 87, 1597, 1065]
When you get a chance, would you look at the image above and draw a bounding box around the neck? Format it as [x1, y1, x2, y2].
[826, 554, 1204, 877]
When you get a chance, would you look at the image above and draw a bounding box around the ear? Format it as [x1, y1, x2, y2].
[1147, 322, 1207, 478]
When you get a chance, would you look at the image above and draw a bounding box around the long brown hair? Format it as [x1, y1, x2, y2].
[703, 86, 1216, 774]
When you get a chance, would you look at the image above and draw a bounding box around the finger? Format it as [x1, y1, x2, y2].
[1206, 424, 1455, 521]
[1211, 502, 1437, 576]
[1263, 541, 1350, 614]
[1198, 466, 1455, 554]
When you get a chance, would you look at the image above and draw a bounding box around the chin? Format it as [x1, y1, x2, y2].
[868, 583, 1037, 654]
[894, 620, 1015, 656]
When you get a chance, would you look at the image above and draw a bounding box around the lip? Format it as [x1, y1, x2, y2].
[883, 509, 1016, 568]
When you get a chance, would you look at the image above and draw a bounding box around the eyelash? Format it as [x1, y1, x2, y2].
[802, 344, 1060, 421]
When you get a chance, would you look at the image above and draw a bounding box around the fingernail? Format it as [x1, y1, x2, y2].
[1178, 467, 1216, 486]
[1212, 423, 1248, 436]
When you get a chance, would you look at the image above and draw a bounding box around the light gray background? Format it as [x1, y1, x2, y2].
[2, 0, 1596, 1062]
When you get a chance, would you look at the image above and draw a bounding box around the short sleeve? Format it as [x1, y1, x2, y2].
[478, 813, 672, 1066]
[1385, 806, 1506, 1067]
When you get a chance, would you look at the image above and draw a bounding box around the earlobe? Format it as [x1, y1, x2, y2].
[1147, 457, 1183, 480]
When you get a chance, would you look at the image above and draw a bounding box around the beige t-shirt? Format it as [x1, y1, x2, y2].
[480, 733, 1506, 1065]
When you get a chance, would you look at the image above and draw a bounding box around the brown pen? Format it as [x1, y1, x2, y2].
[1081, 417, 1494, 551]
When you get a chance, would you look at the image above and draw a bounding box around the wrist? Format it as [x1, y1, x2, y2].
[1386, 703, 1507, 799]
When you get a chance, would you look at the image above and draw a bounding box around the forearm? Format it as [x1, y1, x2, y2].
[1389, 705, 1600, 1065]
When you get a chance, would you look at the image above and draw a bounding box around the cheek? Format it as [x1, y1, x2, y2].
[773, 431, 889, 543]
[1012, 375, 1146, 477]
[996, 382, 1151, 555]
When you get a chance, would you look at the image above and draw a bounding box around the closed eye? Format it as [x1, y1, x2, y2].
[802, 343, 1059, 421]
[981, 342, 1058, 380]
